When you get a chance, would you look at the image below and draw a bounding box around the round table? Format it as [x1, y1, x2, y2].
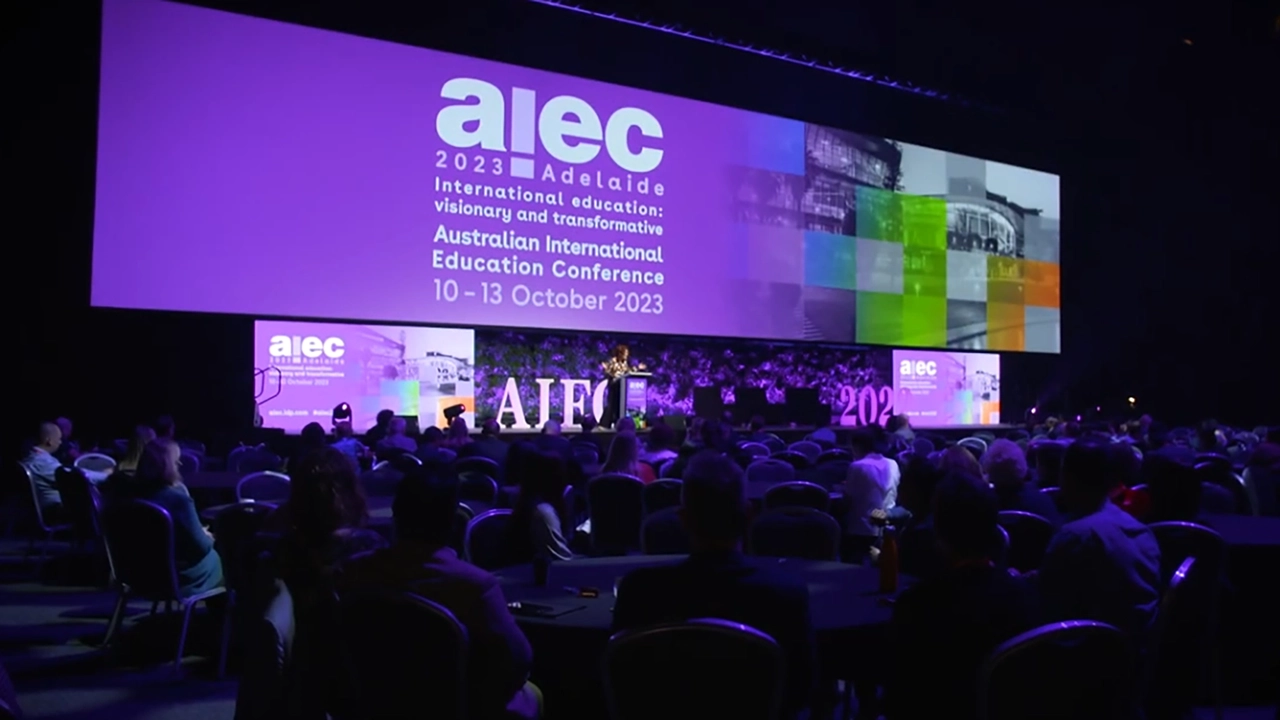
[497, 555, 897, 634]
[496, 555, 901, 719]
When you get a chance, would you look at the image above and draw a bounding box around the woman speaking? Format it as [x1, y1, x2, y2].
[600, 344, 644, 429]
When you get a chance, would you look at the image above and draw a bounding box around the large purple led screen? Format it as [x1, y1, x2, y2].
[892, 349, 1001, 428]
[254, 320, 476, 434]
[95, 0, 1061, 352]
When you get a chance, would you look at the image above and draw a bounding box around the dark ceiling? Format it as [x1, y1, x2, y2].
[539, 0, 1279, 114]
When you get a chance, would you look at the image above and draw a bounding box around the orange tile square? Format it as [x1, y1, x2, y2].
[1024, 260, 1060, 308]
[986, 303, 1026, 351]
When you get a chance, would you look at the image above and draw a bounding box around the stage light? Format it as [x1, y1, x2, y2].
[443, 404, 466, 422]
[525, 0, 981, 109]
[1127, 396, 1136, 405]
[332, 402, 352, 424]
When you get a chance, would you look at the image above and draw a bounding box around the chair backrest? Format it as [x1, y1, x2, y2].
[1243, 466, 1279, 517]
[786, 441, 822, 462]
[457, 472, 498, 505]
[738, 442, 771, 458]
[815, 448, 852, 465]
[746, 458, 796, 485]
[103, 499, 181, 599]
[657, 458, 677, 478]
[463, 509, 513, 570]
[642, 479, 683, 515]
[958, 437, 988, 458]
[237, 471, 291, 503]
[1145, 556, 1210, 720]
[1147, 521, 1225, 585]
[74, 452, 117, 472]
[749, 507, 840, 561]
[231, 447, 283, 474]
[179, 451, 202, 474]
[234, 579, 297, 720]
[448, 504, 474, 557]
[810, 461, 851, 490]
[212, 501, 279, 591]
[759, 434, 785, 453]
[454, 455, 501, 479]
[762, 481, 831, 512]
[769, 450, 810, 470]
[178, 439, 207, 455]
[573, 444, 601, 466]
[1193, 462, 1252, 514]
[604, 619, 784, 720]
[979, 620, 1134, 720]
[339, 589, 468, 720]
[992, 525, 1011, 570]
[995, 510, 1054, 572]
[641, 507, 690, 554]
[54, 467, 101, 542]
[587, 473, 646, 555]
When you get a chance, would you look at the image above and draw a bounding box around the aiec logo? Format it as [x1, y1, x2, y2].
[268, 335, 345, 360]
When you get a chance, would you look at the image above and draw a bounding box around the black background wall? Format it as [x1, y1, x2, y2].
[5, 0, 1277, 447]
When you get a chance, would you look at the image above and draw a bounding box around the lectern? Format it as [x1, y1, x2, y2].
[619, 372, 652, 424]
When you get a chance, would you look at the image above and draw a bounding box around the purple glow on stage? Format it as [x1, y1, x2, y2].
[892, 349, 1000, 427]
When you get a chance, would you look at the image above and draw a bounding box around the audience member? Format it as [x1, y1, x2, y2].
[443, 416, 472, 449]
[886, 413, 915, 442]
[459, 418, 510, 467]
[52, 417, 79, 464]
[20, 422, 66, 522]
[1034, 438, 1162, 644]
[534, 419, 572, 459]
[115, 424, 157, 475]
[1031, 439, 1067, 488]
[506, 450, 574, 563]
[842, 426, 900, 563]
[414, 425, 454, 464]
[364, 409, 395, 447]
[341, 468, 541, 719]
[612, 451, 816, 718]
[614, 416, 637, 435]
[639, 421, 679, 466]
[331, 421, 366, 465]
[601, 432, 655, 483]
[374, 417, 417, 457]
[667, 419, 732, 479]
[937, 445, 981, 478]
[896, 453, 941, 519]
[291, 422, 329, 470]
[887, 473, 1037, 720]
[125, 440, 224, 595]
[983, 439, 1062, 527]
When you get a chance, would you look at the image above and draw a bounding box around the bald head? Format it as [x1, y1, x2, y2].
[38, 422, 62, 451]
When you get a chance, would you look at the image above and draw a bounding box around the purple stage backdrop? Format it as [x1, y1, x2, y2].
[253, 321, 475, 433]
[93, 0, 1061, 352]
[892, 349, 1001, 427]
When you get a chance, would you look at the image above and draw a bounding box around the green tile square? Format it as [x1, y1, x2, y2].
[856, 291, 903, 346]
[854, 186, 903, 243]
[903, 247, 947, 298]
[901, 295, 947, 347]
[901, 194, 947, 249]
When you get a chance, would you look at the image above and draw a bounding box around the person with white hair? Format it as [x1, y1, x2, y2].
[983, 438, 1061, 526]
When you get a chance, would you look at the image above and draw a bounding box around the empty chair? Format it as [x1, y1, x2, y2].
[815, 449, 852, 465]
[229, 447, 282, 474]
[1242, 466, 1278, 517]
[178, 451, 201, 474]
[448, 504, 474, 557]
[995, 510, 1054, 572]
[339, 589, 468, 720]
[763, 481, 831, 513]
[458, 472, 498, 507]
[74, 452, 117, 473]
[210, 501, 278, 593]
[769, 451, 810, 470]
[102, 499, 232, 675]
[605, 619, 784, 720]
[1193, 463, 1252, 515]
[1145, 557, 1220, 720]
[1192, 454, 1231, 472]
[749, 507, 840, 561]
[787, 441, 822, 462]
[759, 435, 785, 453]
[738, 442, 771, 459]
[587, 473, 646, 555]
[979, 621, 1135, 720]
[237, 471, 291, 503]
[810, 461, 850, 490]
[573, 445, 601, 466]
[234, 579, 299, 720]
[463, 509, 512, 570]
[641, 507, 689, 554]
[747, 459, 796, 486]
[642, 479, 683, 515]
[454, 455, 501, 480]
[178, 439, 207, 456]
[54, 466, 104, 547]
[1148, 521, 1225, 586]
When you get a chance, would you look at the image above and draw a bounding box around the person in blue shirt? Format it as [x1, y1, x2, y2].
[119, 439, 224, 596]
[21, 422, 66, 522]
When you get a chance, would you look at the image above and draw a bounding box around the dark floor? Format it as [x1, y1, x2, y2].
[1, 538, 1272, 720]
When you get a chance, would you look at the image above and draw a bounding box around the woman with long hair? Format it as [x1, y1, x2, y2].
[116, 424, 157, 474]
[442, 416, 472, 449]
[602, 432, 655, 483]
[506, 450, 574, 563]
[124, 440, 223, 595]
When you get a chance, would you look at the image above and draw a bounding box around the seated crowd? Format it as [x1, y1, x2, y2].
[9, 410, 1279, 720]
